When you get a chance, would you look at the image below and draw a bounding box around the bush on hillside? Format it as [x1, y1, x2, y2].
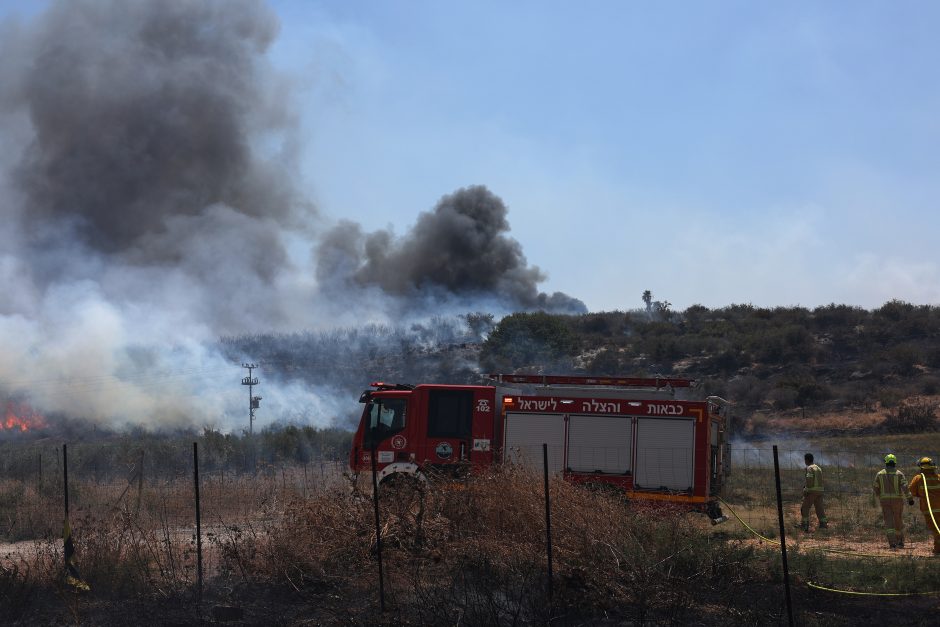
[882, 402, 938, 433]
[480, 312, 578, 372]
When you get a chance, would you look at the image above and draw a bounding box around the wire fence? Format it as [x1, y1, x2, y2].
[721, 445, 940, 598]
[3, 440, 940, 621]
[0, 441, 347, 599]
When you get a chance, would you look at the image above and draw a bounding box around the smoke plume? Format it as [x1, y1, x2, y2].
[317, 186, 586, 314]
[0, 0, 584, 431]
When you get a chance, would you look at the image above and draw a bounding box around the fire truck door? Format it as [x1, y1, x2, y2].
[634, 418, 694, 491]
[423, 389, 474, 467]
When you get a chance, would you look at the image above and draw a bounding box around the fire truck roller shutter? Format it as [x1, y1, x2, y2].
[504, 412, 565, 474]
[635, 418, 694, 491]
[567, 415, 632, 474]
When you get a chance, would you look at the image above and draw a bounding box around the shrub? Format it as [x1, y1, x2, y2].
[587, 348, 622, 375]
[768, 387, 798, 411]
[922, 377, 940, 396]
[878, 388, 904, 409]
[0, 562, 39, 621]
[882, 402, 938, 433]
[889, 344, 921, 376]
[480, 312, 578, 372]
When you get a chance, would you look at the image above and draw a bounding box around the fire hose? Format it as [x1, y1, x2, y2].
[921, 472, 940, 537]
[716, 496, 940, 596]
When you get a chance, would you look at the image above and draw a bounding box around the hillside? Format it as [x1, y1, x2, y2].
[224, 301, 940, 436]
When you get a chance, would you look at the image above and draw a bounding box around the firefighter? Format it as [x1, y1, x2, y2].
[909, 457, 940, 555]
[872, 453, 913, 548]
[800, 453, 827, 531]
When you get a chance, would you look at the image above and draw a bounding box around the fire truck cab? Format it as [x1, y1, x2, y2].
[349, 374, 729, 521]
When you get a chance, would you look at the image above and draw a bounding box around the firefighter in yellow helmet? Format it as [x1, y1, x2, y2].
[800, 453, 827, 532]
[872, 453, 913, 548]
[908, 457, 940, 555]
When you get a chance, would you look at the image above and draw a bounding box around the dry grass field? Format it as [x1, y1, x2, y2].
[2, 440, 940, 625]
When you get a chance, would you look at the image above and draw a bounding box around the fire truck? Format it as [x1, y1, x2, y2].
[349, 374, 729, 521]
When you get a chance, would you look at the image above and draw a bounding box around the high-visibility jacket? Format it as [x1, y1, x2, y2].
[909, 472, 940, 514]
[873, 468, 910, 500]
[805, 463, 824, 493]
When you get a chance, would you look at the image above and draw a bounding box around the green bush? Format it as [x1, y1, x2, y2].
[480, 312, 578, 372]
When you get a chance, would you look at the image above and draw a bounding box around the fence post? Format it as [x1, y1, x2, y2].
[543, 443, 554, 603]
[370, 443, 386, 612]
[136, 450, 144, 516]
[773, 445, 794, 627]
[63, 444, 69, 518]
[193, 442, 204, 606]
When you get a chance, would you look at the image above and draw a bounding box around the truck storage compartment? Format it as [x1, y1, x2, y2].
[504, 412, 565, 473]
[566, 414, 632, 474]
[634, 417, 694, 491]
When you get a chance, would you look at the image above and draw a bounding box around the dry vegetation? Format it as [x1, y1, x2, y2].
[5, 456, 940, 625]
[0, 463, 781, 624]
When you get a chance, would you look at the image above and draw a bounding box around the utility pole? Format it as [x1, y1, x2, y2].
[241, 363, 261, 435]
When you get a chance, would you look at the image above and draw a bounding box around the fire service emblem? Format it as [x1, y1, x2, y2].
[391, 434, 407, 449]
[435, 442, 453, 459]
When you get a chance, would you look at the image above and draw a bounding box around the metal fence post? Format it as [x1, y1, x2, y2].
[193, 442, 204, 605]
[543, 443, 554, 602]
[370, 443, 386, 612]
[773, 445, 794, 627]
[63, 444, 69, 518]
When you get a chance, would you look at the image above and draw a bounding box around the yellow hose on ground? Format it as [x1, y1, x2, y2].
[718, 496, 940, 595]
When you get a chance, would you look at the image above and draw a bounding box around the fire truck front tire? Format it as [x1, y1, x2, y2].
[378, 471, 427, 522]
[380, 471, 424, 492]
[706, 500, 727, 525]
[376, 462, 425, 485]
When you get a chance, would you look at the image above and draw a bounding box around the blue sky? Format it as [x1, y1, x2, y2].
[8, 0, 940, 312]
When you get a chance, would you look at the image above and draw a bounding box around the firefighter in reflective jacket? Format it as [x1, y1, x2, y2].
[909, 457, 940, 555]
[801, 453, 827, 531]
[873, 454, 913, 548]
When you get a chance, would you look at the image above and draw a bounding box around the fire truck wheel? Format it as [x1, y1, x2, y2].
[705, 500, 724, 522]
[380, 471, 422, 492]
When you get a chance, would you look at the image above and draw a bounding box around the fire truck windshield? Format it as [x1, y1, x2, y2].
[364, 399, 406, 447]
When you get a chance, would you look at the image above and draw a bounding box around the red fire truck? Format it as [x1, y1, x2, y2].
[349, 374, 729, 521]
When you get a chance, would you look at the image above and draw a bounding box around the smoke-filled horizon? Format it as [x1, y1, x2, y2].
[0, 0, 584, 430]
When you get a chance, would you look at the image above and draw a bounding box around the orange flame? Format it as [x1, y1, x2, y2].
[2, 402, 47, 432]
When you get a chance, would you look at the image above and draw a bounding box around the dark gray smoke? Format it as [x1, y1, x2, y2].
[316, 186, 586, 314]
[13, 0, 294, 258]
[1, 0, 307, 335]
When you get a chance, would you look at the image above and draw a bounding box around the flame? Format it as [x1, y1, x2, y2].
[2, 402, 47, 432]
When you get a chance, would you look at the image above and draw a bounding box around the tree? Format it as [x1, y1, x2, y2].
[480, 312, 578, 372]
[461, 312, 495, 341]
[642, 290, 652, 313]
